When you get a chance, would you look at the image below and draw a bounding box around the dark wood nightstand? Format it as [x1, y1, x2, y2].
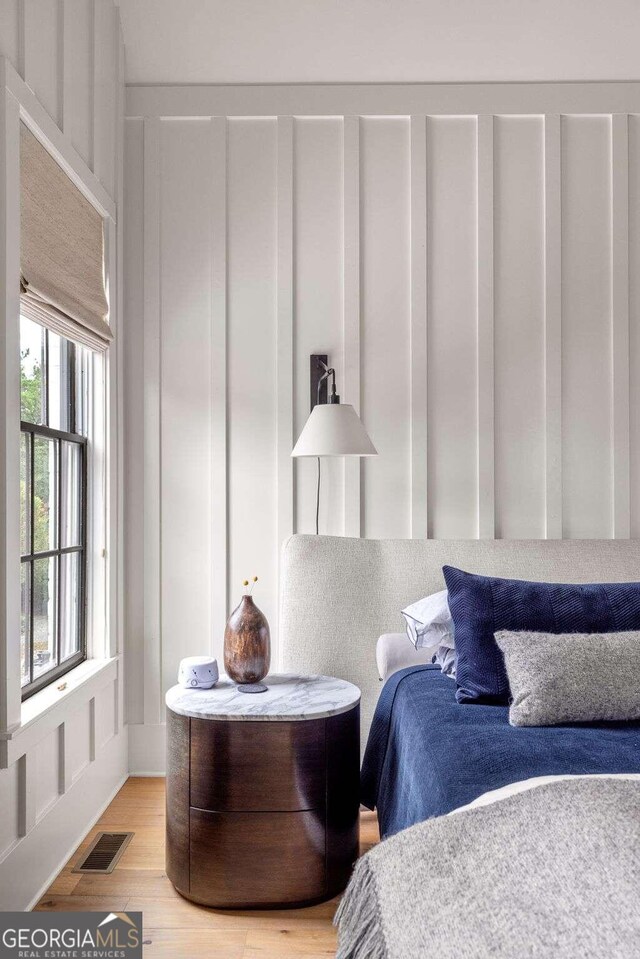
[165, 673, 361, 908]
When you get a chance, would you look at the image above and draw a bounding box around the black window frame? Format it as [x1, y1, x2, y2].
[20, 325, 88, 700]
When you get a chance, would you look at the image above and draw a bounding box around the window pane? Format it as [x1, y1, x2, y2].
[61, 441, 82, 547]
[20, 433, 30, 556]
[21, 562, 30, 687]
[32, 555, 57, 679]
[20, 320, 89, 696]
[47, 331, 71, 432]
[60, 551, 81, 661]
[20, 316, 44, 425]
[33, 436, 58, 552]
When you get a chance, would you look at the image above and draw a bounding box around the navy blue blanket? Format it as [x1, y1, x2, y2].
[361, 665, 640, 838]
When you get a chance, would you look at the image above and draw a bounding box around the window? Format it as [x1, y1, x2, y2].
[20, 315, 90, 699]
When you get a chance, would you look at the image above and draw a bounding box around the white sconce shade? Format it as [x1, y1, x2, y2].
[291, 404, 377, 458]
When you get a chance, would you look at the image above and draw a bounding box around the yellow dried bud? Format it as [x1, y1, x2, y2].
[253, 576, 258, 582]
[243, 580, 249, 587]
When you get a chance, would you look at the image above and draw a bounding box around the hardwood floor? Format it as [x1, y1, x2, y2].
[34, 777, 380, 959]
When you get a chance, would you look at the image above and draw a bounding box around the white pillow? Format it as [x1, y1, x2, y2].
[402, 589, 454, 651]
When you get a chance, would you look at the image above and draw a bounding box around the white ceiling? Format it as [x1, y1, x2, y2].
[118, 0, 640, 85]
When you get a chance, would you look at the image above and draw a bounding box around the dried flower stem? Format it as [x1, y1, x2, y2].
[242, 576, 258, 597]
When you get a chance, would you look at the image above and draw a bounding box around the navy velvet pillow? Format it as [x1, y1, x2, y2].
[442, 566, 640, 705]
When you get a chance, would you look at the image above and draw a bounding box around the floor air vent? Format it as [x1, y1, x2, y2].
[73, 832, 134, 874]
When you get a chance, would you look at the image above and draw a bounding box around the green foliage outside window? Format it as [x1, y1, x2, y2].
[20, 344, 42, 424]
[20, 346, 51, 630]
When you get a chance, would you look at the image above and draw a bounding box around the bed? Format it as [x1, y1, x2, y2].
[361, 663, 640, 837]
[280, 536, 640, 957]
[279, 534, 640, 746]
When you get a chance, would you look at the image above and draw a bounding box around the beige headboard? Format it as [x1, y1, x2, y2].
[279, 535, 640, 746]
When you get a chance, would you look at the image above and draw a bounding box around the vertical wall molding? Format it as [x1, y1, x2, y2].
[612, 113, 631, 538]
[210, 116, 228, 649]
[61, 0, 71, 135]
[0, 86, 21, 734]
[543, 114, 562, 538]
[142, 117, 162, 725]
[89, 696, 96, 761]
[276, 116, 294, 568]
[477, 114, 495, 538]
[91, 0, 105, 182]
[58, 723, 69, 794]
[113, 667, 121, 735]
[343, 115, 362, 537]
[18, 753, 35, 837]
[410, 115, 428, 538]
[17, 0, 26, 78]
[61, 0, 95, 166]
[105, 212, 118, 659]
[87, 0, 95, 169]
[631, 115, 640, 540]
[56, 0, 64, 128]
[115, 27, 125, 707]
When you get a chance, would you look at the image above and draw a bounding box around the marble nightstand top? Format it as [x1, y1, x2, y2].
[165, 673, 361, 722]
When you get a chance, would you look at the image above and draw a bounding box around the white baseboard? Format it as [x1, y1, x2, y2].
[128, 722, 166, 775]
[0, 729, 128, 912]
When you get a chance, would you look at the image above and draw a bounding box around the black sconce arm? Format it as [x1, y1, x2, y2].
[317, 359, 340, 405]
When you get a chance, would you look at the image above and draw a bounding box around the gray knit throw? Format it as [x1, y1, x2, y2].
[335, 778, 640, 959]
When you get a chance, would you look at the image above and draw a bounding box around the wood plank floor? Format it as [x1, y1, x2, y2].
[34, 777, 380, 959]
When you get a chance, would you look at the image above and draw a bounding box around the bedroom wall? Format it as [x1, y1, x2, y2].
[118, 0, 640, 85]
[0, 0, 126, 910]
[124, 84, 640, 772]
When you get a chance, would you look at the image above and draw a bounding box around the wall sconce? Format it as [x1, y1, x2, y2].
[292, 355, 377, 534]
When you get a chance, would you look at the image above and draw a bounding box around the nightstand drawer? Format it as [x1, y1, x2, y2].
[189, 808, 326, 906]
[190, 716, 326, 812]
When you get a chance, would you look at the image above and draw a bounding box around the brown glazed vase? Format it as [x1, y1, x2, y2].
[223, 595, 271, 685]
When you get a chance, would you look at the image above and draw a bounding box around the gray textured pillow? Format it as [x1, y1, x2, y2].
[494, 630, 640, 727]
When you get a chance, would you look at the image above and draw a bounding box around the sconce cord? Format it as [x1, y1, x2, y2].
[316, 457, 321, 535]
[314, 363, 335, 536]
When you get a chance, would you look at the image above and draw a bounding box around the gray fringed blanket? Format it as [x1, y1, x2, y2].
[335, 778, 640, 959]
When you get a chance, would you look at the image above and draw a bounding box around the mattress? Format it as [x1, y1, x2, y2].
[361, 665, 640, 838]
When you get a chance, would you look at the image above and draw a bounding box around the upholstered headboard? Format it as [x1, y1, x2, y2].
[279, 535, 640, 745]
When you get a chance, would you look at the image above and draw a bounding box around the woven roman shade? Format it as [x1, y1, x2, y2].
[20, 123, 112, 350]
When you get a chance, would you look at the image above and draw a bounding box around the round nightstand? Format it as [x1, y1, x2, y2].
[165, 673, 361, 908]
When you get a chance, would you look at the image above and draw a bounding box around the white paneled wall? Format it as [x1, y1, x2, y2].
[125, 85, 640, 770]
[494, 116, 545, 539]
[426, 116, 479, 538]
[294, 119, 344, 537]
[0, 0, 120, 199]
[0, 0, 126, 911]
[562, 116, 613, 538]
[361, 117, 411, 539]
[160, 118, 215, 702]
[227, 116, 278, 664]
